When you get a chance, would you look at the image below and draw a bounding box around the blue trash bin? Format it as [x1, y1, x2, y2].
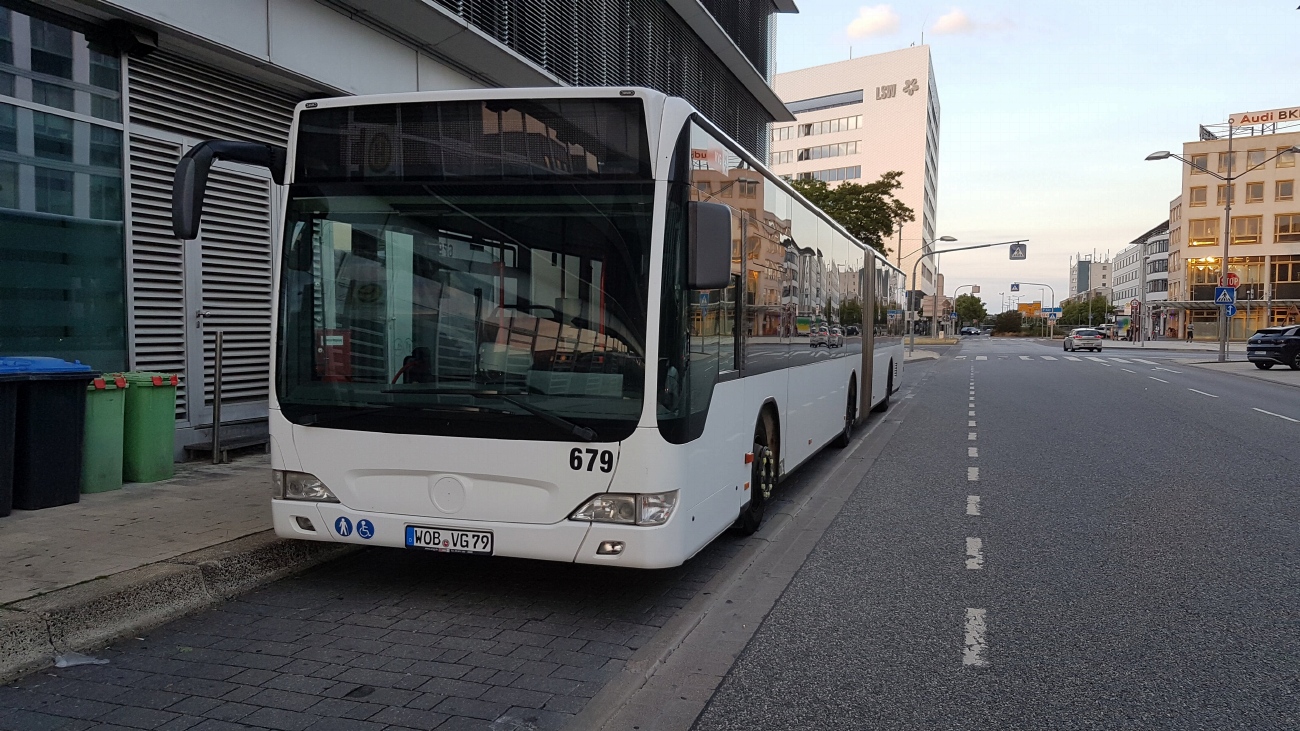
[0, 357, 97, 511]
[0, 361, 21, 517]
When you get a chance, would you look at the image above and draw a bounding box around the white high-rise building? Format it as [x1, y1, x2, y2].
[768, 46, 940, 294]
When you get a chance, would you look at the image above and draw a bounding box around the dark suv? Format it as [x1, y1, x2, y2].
[1246, 326, 1300, 370]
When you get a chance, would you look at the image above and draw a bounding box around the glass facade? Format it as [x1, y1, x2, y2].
[0, 7, 125, 370]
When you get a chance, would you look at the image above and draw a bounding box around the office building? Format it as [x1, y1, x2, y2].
[767, 46, 940, 293]
[0, 0, 795, 453]
[1112, 222, 1170, 338]
[1068, 255, 1111, 302]
[1162, 114, 1300, 340]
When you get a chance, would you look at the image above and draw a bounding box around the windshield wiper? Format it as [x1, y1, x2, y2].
[487, 394, 597, 442]
[371, 387, 598, 442]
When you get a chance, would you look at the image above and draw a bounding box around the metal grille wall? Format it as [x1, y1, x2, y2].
[126, 51, 303, 425]
[430, 0, 774, 155]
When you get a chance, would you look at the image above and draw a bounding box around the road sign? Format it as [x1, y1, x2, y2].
[1010, 283, 1020, 292]
[1225, 304, 1238, 317]
[1220, 273, 1240, 288]
[1131, 299, 1140, 309]
[1009, 243, 1027, 260]
[1214, 287, 1236, 305]
[1048, 313, 1058, 321]
[972, 285, 981, 293]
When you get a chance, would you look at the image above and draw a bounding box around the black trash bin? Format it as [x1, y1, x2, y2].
[5, 357, 97, 511]
[0, 359, 21, 517]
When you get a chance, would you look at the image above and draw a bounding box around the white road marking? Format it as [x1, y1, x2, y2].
[1188, 388, 1218, 398]
[968, 467, 979, 481]
[1149, 376, 1169, 383]
[955, 355, 967, 359]
[968, 447, 978, 457]
[968, 432, 977, 441]
[1018, 355, 1031, 360]
[1154, 367, 1183, 373]
[966, 495, 981, 516]
[969, 410, 976, 416]
[1064, 356, 1080, 361]
[963, 608, 989, 667]
[1110, 357, 1132, 363]
[968, 420, 977, 427]
[1084, 356, 1103, 361]
[1254, 407, 1300, 423]
[1041, 355, 1057, 361]
[965, 537, 984, 569]
[1133, 358, 1158, 365]
[1122, 368, 1136, 373]
[976, 356, 987, 361]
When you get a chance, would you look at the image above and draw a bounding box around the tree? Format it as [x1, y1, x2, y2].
[789, 171, 915, 255]
[993, 310, 1023, 334]
[954, 294, 987, 325]
[838, 298, 863, 326]
[1059, 294, 1112, 329]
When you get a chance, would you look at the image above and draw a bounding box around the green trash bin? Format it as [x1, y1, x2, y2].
[122, 372, 178, 483]
[82, 374, 127, 494]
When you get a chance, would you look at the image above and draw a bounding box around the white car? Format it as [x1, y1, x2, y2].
[809, 325, 829, 347]
[1064, 328, 1104, 352]
[827, 327, 845, 348]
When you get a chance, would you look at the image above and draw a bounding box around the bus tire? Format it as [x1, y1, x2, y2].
[872, 366, 893, 413]
[735, 443, 775, 536]
[832, 377, 857, 448]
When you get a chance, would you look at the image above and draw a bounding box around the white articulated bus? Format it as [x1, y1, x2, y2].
[173, 88, 906, 569]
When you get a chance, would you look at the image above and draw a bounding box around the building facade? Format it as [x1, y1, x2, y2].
[766, 45, 940, 294]
[1163, 119, 1300, 340]
[1068, 255, 1111, 301]
[0, 0, 794, 453]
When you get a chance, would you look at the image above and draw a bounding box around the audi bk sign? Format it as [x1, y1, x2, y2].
[1230, 106, 1300, 127]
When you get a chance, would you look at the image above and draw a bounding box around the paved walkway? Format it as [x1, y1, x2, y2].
[1188, 359, 1300, 389]
[0, 456, 269, 605]
[1093, 339, 1247, 353]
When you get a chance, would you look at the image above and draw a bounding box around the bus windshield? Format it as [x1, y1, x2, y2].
[276, 99, 653, 441]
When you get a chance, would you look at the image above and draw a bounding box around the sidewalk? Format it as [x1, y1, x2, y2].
[1187, 359, 1300, 389]
[905, 349, 940, 363]
[1078, 339, 1247, 353]
[1, 455, 352, 681]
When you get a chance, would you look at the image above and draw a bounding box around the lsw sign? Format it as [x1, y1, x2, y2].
[1009, 243, 1027, 260]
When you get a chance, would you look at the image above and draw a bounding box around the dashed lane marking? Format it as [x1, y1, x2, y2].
[956, 355, 967, 359]
[1154, 367, 1182, 373]
[1132, 358, 1158, 364]
[968, 432, 977, 441]
[968, 420, 977, 427]
[965, 537, 984, 569]
[976, 356, 987, 360]
[1064, 356, 1081, 361]
[1110, 357, 1132, 363]
[968, 467, 979, 481]
[1254, 407, 1300, 423]
[1149, 376, 1169, 383]
[1041, 355, 1057, 360]
[968, 447, 978, 457]
[963, 609, 989, 667]
[1018, 355, 1031, 360]
[1189, 388, 1218, 398]
[969, 410, 975, 416]
[966, 495, 981, 516]
[1122, 368, 1136, 373]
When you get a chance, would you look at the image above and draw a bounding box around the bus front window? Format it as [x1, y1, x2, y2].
[276, 100, 652, 441]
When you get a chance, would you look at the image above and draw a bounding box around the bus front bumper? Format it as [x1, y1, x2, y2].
[272, 500, 700, 569]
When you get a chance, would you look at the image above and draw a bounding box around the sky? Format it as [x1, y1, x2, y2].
[774, 1, 1300, 313]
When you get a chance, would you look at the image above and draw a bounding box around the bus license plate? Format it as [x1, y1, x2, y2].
[405, 525, 493, 555]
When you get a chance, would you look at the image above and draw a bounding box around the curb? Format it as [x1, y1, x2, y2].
[0, 531, 357, 683]
[1186, 361, 1300, 390]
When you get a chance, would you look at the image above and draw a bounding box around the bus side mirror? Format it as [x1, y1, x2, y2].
[173, 140, 287, 240]
[689, 201, 733, 289]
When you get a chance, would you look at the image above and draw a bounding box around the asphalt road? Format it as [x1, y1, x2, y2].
[695, 336, 1300, 730]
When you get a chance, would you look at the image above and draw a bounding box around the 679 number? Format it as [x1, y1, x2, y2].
[570, 448, 614, 472]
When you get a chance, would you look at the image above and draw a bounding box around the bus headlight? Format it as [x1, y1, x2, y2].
[272, 470, 340, 503]
[570, 491, 678, 526]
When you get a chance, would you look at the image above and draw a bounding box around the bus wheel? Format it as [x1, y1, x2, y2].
[734, 442, 776, 536]
[832, 378, 857, 448]
[872, 367, 893, 413]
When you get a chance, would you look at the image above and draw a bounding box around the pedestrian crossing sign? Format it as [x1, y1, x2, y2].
[1214, 287, 1236, 305]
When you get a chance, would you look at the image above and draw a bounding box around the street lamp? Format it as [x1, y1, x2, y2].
[1147, 143, 1300, 362]
[907, 235, 956, 341]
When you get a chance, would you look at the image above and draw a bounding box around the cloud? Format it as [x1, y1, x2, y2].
[846, 5, 900, 38]
[932, 8, 975, 34]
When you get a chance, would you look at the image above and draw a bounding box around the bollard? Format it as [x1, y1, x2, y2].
[212, 330, 223, 465]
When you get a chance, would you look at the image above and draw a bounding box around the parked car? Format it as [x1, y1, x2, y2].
[959, 326, 982, 336]
[809, 325, 828, 347]
[1246, 326, 1300, 370]
[827, 327, 845, 348]
[1063, 327, 1104, 351]
[845, 325, 861, 336]
[1096, 324, 1117, 339]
